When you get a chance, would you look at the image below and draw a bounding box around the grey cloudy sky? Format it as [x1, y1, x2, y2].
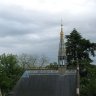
[0, 0, 96, 62]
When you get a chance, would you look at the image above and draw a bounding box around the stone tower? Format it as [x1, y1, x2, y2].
[58, 22, 66, 67]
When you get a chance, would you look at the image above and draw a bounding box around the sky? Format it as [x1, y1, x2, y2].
[0, 0, 96, 63]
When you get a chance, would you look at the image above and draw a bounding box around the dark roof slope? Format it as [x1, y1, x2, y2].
[12, 70, 76, 96]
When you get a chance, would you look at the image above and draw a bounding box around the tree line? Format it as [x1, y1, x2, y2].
[0, 53, 49, 96]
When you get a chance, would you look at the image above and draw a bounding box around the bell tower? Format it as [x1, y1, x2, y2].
[58, 22, 66, 67]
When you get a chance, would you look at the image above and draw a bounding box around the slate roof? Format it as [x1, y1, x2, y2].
[11, 70, 76, 96]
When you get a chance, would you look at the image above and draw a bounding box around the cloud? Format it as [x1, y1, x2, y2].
[0, 1, 96, 62]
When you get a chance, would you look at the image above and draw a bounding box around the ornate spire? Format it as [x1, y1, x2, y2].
[58, 20, 66, 66]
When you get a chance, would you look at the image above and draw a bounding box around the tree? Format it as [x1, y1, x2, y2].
[39, 55, 49, 68]
[0, 54, 23, 96]
[66, 29, 96, 96]
[45, 62, 58, 70]
[80, 64, 96, 96]
[66, 28, 95, 64]
[18, 53, 38, 69]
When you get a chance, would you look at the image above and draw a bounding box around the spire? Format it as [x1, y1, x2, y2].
[58, 20, 66, 66]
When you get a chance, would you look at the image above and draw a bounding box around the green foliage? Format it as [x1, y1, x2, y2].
[45, 62, 58, 70]
[66, 29, 95, 64]
[80, 64, 96, 96]
[66, 29, 96, 96]
[0, 54, 24, 96]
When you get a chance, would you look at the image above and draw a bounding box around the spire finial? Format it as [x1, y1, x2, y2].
[61, 18, 63, 32]
[61, 18, 63, 26]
